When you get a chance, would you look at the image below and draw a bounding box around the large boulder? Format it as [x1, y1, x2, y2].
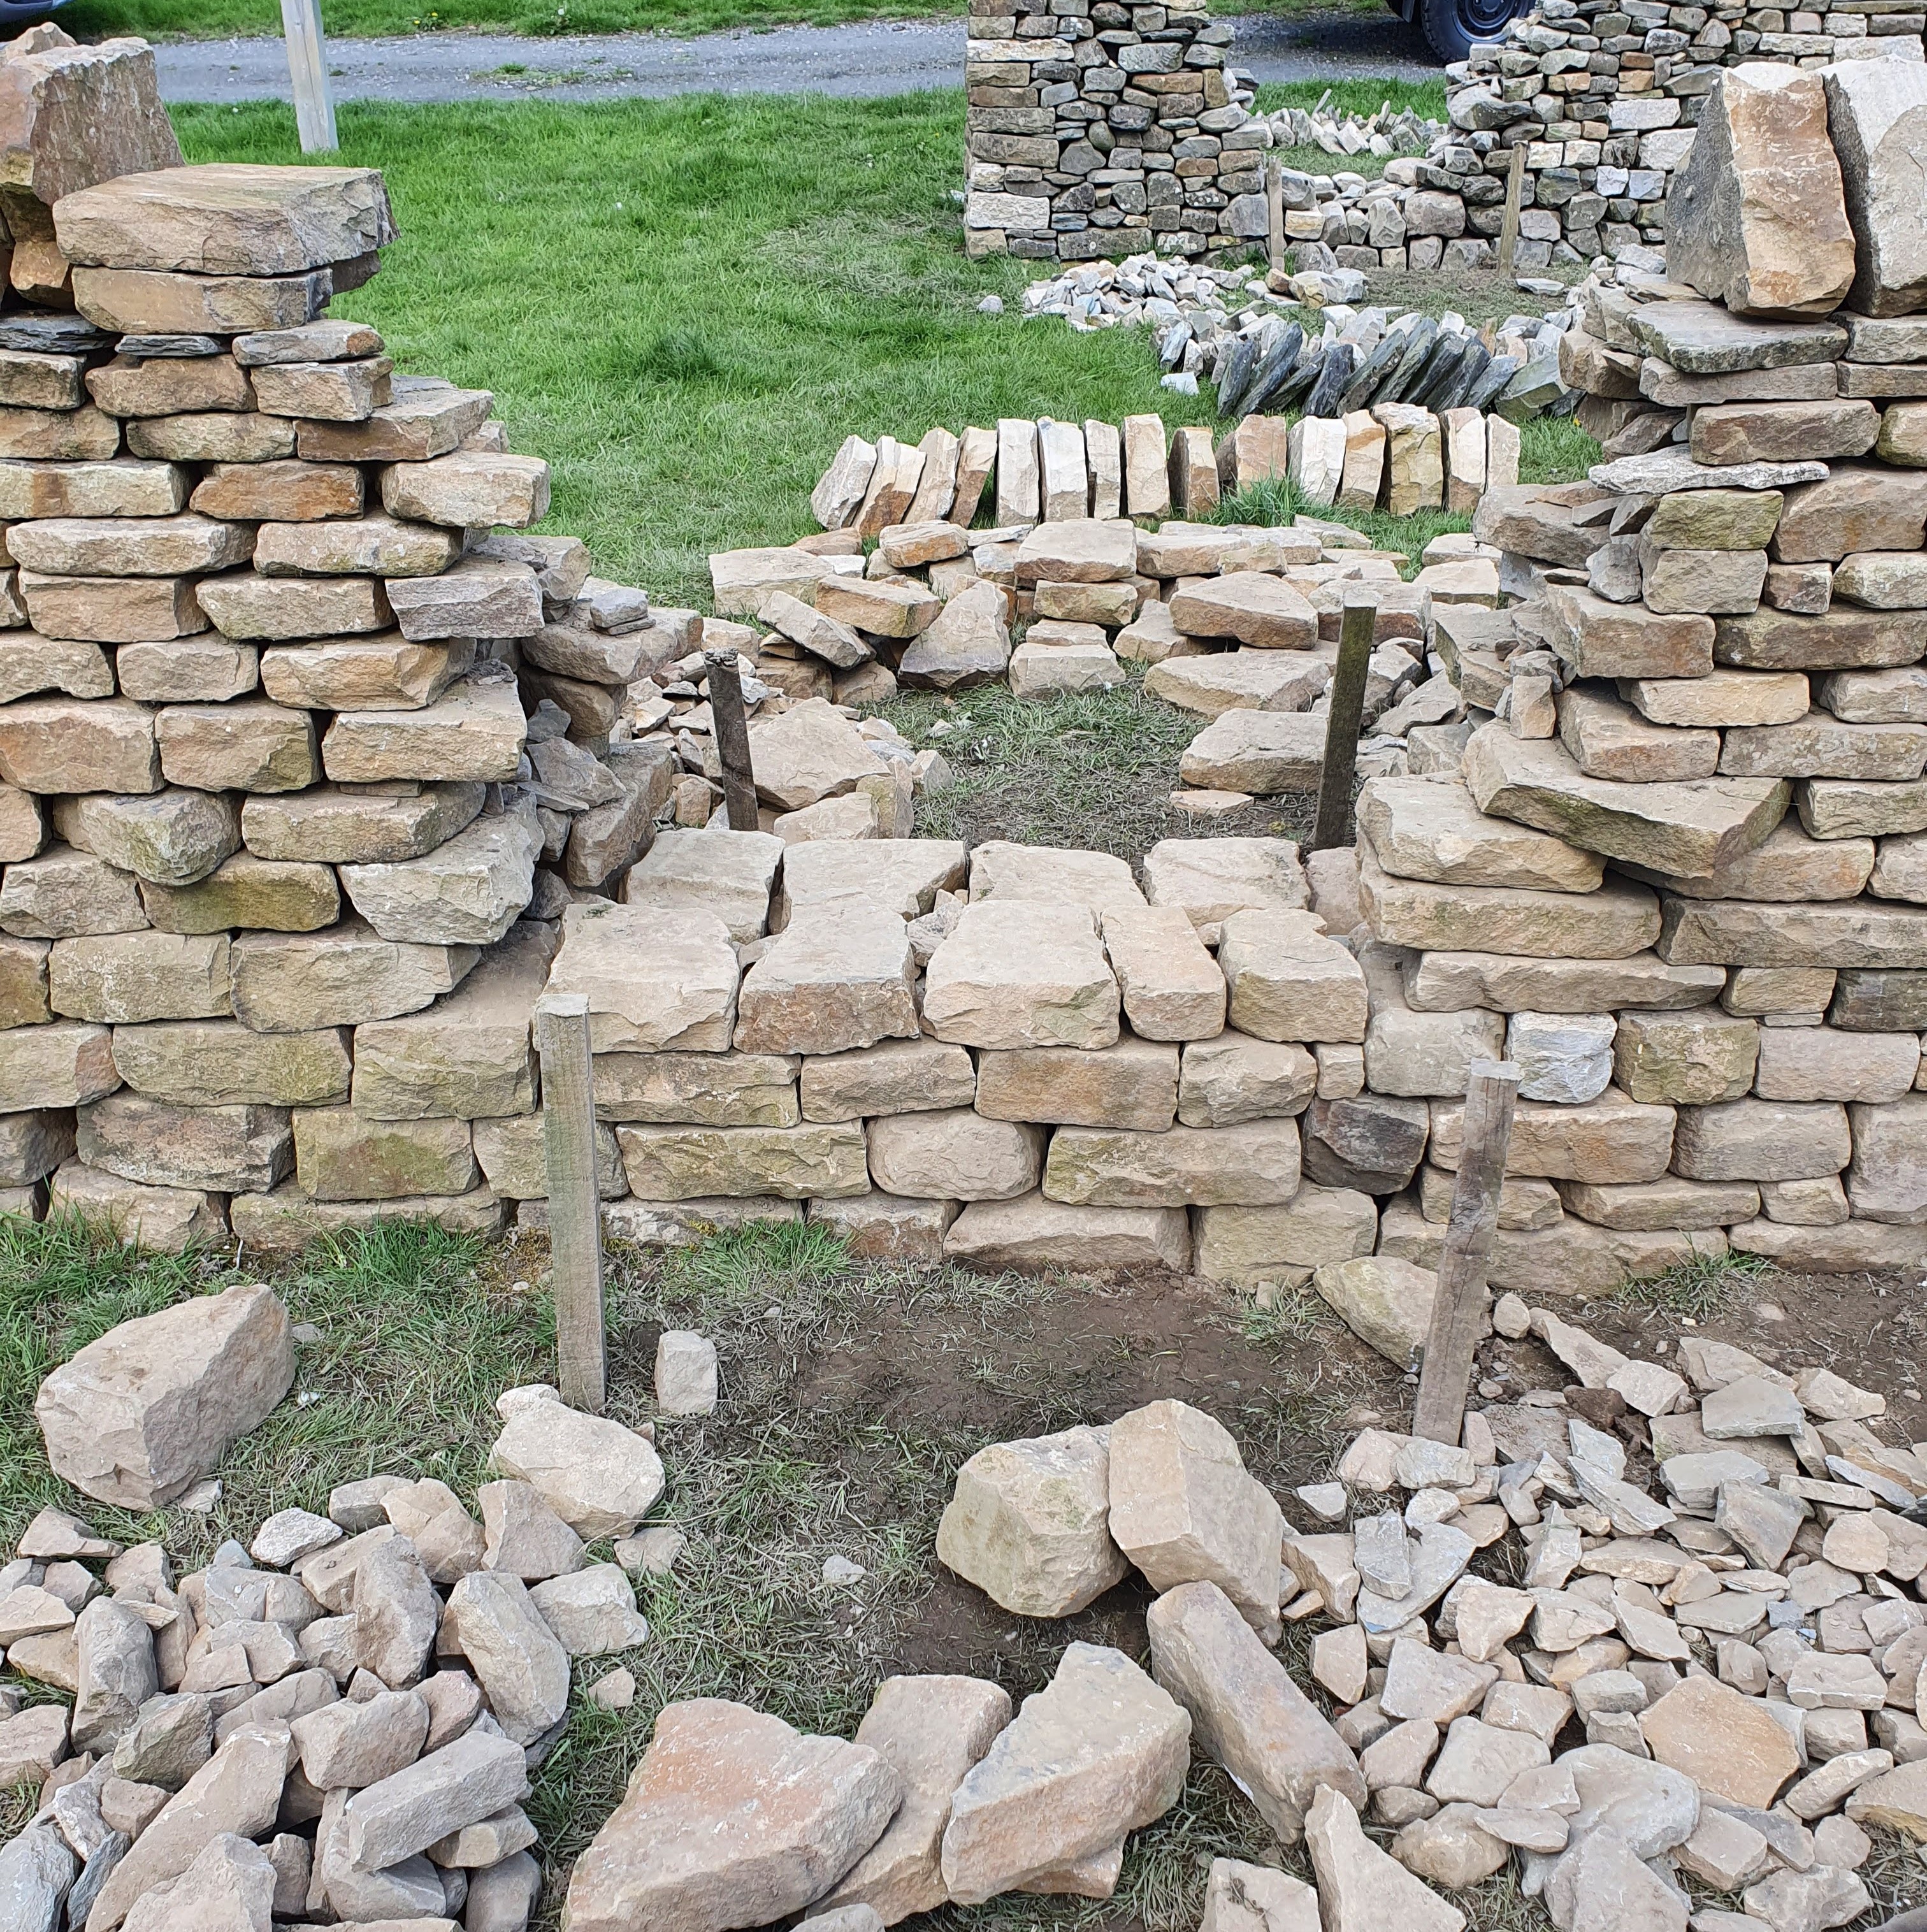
[1664, 64, 1854, 318]
[35, 1283, 293, 1508]
[1824, 58, 1927, 320]
[563, 1699, 902, 1932]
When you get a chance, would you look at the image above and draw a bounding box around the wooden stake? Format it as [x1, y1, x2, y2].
[1264, 161, 1287, 284]
[535, 992, 606, 1415]
[1496, 143, 1527, 278]
[1413, 1058, 1522, 1447]
[1310, 592, 1377, 853]
[280, 0, 338, 154]
[705, 646, 760, 833]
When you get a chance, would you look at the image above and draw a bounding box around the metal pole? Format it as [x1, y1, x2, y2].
[1310, 593, 1377, 853]
[1413, 1059, 1522, 1446]
[535, 992, 605, 1415]
[705, 646, 760, 833]
[280, 0, 339, 154]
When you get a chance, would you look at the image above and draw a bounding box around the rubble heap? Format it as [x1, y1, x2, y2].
[1436, 1, 1926, 268]
[0, 1289, 673, 1932]
[922, 1337, 1927, 1923]
[0, 43, 675, 1254]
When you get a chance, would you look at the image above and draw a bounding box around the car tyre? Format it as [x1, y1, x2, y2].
[1420, 0, 1526, 64]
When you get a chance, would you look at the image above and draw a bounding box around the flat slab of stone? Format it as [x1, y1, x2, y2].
[943, 1194, 1191, 1273]
[1541, 585, 1715, 681]
[1044, 1119, 1301, 1209]
[1144, 650, 1329, 718]
[545, 903, 738, 1053]
[563, 1699, 902, 1932]
[1180, 711, 1325, 795]
[1360, 846, 1662, 960]
[1141, 836, 1307, 944]
[1464, 724, 1790, 879]
[1218, 909, 1368, 1044]
[969, 840, 1144, 919]
[621, 828, 781, 943]
[1359, 775, 1603, 892]
[1624, 299, 1847, 375]
[734, 898, 918, 1057]
[1659, 894, 1927, 968]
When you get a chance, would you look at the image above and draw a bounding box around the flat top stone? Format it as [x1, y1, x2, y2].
[1359, 774, 1603, 893]
[1591, 450, 1830, 495]
[1629, 299, 1848, 375]
[781, 839, 965, 920]
[969, 840, 1145, 918]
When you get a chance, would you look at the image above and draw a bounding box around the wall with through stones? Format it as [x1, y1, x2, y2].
[961, 0, 1275, 263]
[1435, 1, 1926, 268]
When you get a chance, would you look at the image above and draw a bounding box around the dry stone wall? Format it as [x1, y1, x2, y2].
[1438, 0, 1926, 266]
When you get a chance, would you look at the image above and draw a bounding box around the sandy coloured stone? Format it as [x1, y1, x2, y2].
[923, 900, 1118, 1051]
[937, 1426, 1127, 1618]
[1846, 1091, 1927, 1221]
[0, 1016, 117, 1106]
[975, 1037, 1178, 1132]
[0, 456, 185, 521]
[942, 1195, 1192, 1273]
[811, 435, 876, 530]
[1143, 650, 1327, 721]
[1665, 65, 1854, 317]
[79, 1090, 291, 1194]
[155, 700, 316, 795]
[240, 781, 482, 865]
[1673, 1096, 1851, 1180]
[1306, 1784, 1465, 1932]
[1180, 710, 1326, 795]
[291, 1107, 476, 1203]
[617, 1121, 867, 1201]
[229, 919, 477, 1032]
[112, 1019, 350, 1109]
[0, 695, 160, 796]
[941, 1643, 1188, 1904]
[1821, 61, 1927, 320]
[320, 677, 526, 786]
[1360, 774, 1603, 892]
[621, 827, 781, 942]
[58, 788, 240, 888]
[1313, 1253, 1438, 1367]
[1014, 519, 1134, 586]
[1099, 905, 1224, 1042]
[565, 1698, 901, 1932]
[1217, 909, 1368, 1044]
[383, 556, 540, 642]
[1169, 573, 1318, 651]
[1612, 1007, 1760, 1105]
[1429, 1085, 1677, 1183]
[1465, 726, 1791, 881]
[1540, 584, 1714, 681]
[1111, 1403, 1283, 1641]
[897, 579, 1011, 689]
[1177, 1032, 1317, 1129]
[48, 932, 229, 1025]
[1141, 835, 1306, 944]
[36, 1281, 291, 1510]
[1559, 686, 1721, 784]
[545, 902, 739, 1053]
[1044, 1117, 1301, 1209]
[338, 805, 537, 948]
[0, 843, 145, 938]
[777, 838, 966, 925]
[798, 1037, 974, 1123]
[819, 1675, 1011, 1921]
[377, 449, 549, 528]
[741, 698, 888, 812]
[1639, 1675, 1799, 1807]
[1193, 1185, 1378, 1292]
[1374, 403, 1445, 517]
[472, 1111, 625, 1201]
[1757, 1027, 1919, 1102]
[867, 1108, 1042, 1201]
[592, 1049, 798, 1130]
[10, 511, 250, 577]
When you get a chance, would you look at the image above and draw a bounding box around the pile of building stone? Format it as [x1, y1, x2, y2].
[0, 50, 693, 1255]
[1269, 95, 1444, 162]
[1433, 0, 1924, 270]
[926, 1327, 1927, 1926]
[1014, 249, 1583, 427]
[0, 1281, 702, 1932]
[718, 415, 1506, 712]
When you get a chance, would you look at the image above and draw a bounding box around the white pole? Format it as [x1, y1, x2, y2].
[280, 0, 339, 154]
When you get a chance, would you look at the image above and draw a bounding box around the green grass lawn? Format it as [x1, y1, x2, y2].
[64, 0, 1395, 46]
[173, 92, 1583, 612]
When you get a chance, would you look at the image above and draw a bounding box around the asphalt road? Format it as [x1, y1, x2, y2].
[157, 10, 1436, 107]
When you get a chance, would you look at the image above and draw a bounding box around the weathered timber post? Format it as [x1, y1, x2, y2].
[1310, 591, 1377, 853]
[705, 645, 760, 833]
[1497, 143, 1528, 278]
[535, 991, 606, 1415]
[1413, 1058, 1522, 1446]
[281, 0, 339, 154]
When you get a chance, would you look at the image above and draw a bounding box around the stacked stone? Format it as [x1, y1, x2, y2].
[0, 152, 674, 1256]
[1334, 60, 1927, 1285]
[1437, 0, 1925, 266]
[962, 0, 1272, 263]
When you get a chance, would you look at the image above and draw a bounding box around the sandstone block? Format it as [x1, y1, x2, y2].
[1673, 1096, 1852, 1179]
[0, 695, 159, 796]
[47, 1162, 224, 1256]
[1043, 1118, 1300, 1209]
[319, 678, 526, 785]
[229, 919, 477, 1032]
[140, 853, 339, 935]
[79, 1091, 291, 1193]
[546, 903, 737, 1053]
[1359, 775, 1603, 892]
[1218, 908, 1367, 1044]
[1824, 61, 1927, 320]
[1429, 1085, 1677, 1183]
[976, 1036, 1177, 1132]
[112, 1018, 350, 1108]
[735, 898, 918, 1057]
[1180, 710, 1325, 795]
[942, 1194, 1192, 1274]
[0, 1016, 117, 1106]
[1613, 1007, 1761, 1104]
[617, 1122, 867, 1200]
[868, 1108, 1042, 1201]
[1178, 1032, 1317, 1128]
[156, 700, 316, 795]
[923, 901, 1118, 1051]
[1361, 847, 1661, 960]
[49, 932, 229, 1024]
[798, 1036, 974, 1122]
[240, 781, 481, 865]
[1141, 835, 1306, 944]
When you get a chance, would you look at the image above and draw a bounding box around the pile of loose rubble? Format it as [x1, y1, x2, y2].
[0, 1281, 698, 1932]
[1436, 1, 1926, 268]
[923, 1321, 1927, 1926]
